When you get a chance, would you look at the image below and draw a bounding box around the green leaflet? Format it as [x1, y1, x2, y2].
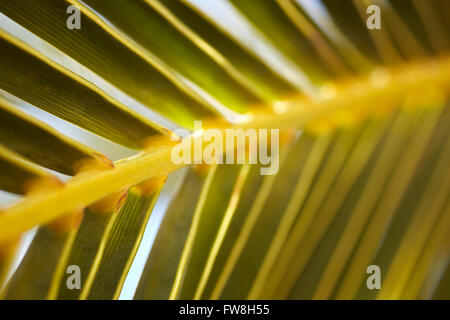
[0, 147, 61, 297]
[0, 31, 167, 149]
[2, 224, 79, 299]
[196, 140, 296, 300]
[433, 248, 450, 300]
[282, 107, 423, 299]
[170, 164, 244, 299]
[0, 97, 108, 176]
[389, 0, 441, 54]
[134, 168, 208, 299]
[368, 0, 428, 60]
[193, 164, 266, 299]
[0, 237, 18, 292]
[320, 0, 386, 64]
[0, 144, 55, 195]
[80, 0, 266, 110]
[278, 115, 395, 299]
[284, 116, 392, 299]
[55, 196, 124, 300]
[358, 105, 450, 299]
[250, 122, 366, 299]
[155, 0, 297, 99]
[284, 0, 373, 73]
[211, 132, 331, 299]
[384, 144, 450, 300]
[81, 180, 164, 300]
[228, 0, 334, 84]
[303, 107, 427, 300]
[406, 200, 450, 299]
[0, 0, 218, 129]
[333, 104, 444, 299]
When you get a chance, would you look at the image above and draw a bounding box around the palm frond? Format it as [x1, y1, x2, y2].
[0, 0, 449, 300]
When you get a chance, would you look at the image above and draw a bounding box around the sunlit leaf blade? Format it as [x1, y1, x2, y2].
[282, 115, 394, 299]
[360, 107, 450, 299]
[403, 200, 450, 299]
[0, 0, 219, 129]
[0, 32, 167, 149]
[196, 138, 296, 300]
[433, 252, 450, 299]
[194, 164, 265, 299]
[368, 0, 428, 60]
[210, 132, 330, 299]
[279, 106, 426, 299]
[80, 0, 266, 110]
[158, 0, 297, 99]
[0, 96, 108, 176]
[389, 0, 441, 54]
[274, 0, 358, 76]
[286, 0, 373, 73]
[274, 115, 395, 299]
[2, 216, 80, 300]
[0, 236, 18, 291]
[55, 191, 127, 300]
[376, 146, 450, 300]
[228, 0, 336, 83]
[81, 177, 165, 300]
[0, 144, 55, 195]
[293, 106, 427, 300]
[320, 0, 388, 64]
[135, 168, 208, 299]
[169, 164, 244, 299]
[250, 122, 366, 299]
[333, 104, 444, 299]
[55, 209, 112, 300]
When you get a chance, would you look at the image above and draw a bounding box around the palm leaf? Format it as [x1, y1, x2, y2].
[0, 0, 218, 129]
[82, 176, 165, 300]
[0, 0, 449, 300]
[135, 167, 208, 299]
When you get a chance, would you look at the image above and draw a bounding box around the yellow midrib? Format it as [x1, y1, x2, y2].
[0, 56, 449, 244]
